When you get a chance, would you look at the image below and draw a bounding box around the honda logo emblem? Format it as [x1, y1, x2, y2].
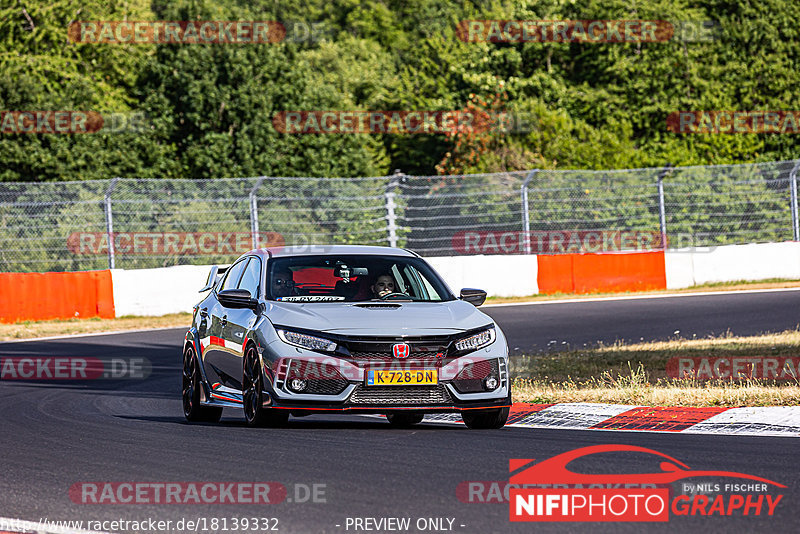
[393, 343, 410, 359]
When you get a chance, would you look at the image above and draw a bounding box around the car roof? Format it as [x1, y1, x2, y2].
[245, 245, 418, 259]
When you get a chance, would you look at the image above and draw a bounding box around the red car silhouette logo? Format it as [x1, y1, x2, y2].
[393, 343, 410, 359]
[510, 444, 785, 487]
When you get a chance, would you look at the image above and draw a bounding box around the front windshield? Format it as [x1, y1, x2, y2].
[266, 255, 454, 303]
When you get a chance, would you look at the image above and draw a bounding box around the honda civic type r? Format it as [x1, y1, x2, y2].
[182, 245, 511, 429]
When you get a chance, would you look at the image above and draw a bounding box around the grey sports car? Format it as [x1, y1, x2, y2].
[182, 245, 511, 429]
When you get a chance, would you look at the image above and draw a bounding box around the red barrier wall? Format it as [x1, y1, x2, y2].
[0, 270, 115, 323]
[538, 251, 666, 294]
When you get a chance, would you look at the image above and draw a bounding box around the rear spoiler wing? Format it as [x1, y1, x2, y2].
[199, 265, 229, 292]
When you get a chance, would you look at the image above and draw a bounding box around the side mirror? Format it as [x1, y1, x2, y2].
[199, 266, 219, 292]
[218, 289, 259, 310]
[200, 265, 229, 292]
[459, 288, 487, 307]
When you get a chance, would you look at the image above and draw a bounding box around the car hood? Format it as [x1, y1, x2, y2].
[262, 300, 492, 335]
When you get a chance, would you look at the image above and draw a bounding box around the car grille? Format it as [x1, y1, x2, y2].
[304, 377, 349, 395]
[452, 359, 499, 393]
[348, 384, 452, 405]
[333, 332, 487, 368]
[350, 350, 441, 363]
[286, 359, 349, 395]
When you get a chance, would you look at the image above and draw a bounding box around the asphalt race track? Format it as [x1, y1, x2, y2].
[1, 290, 799, 533]
[485, 288, 800, 353]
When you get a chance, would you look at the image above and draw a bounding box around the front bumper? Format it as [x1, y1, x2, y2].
[260, 338, 511, 413]
[263, 389, 511, 414]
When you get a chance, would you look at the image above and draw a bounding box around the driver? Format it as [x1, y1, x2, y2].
[370, 273, 396, 298]
[271, 269, 296, 298]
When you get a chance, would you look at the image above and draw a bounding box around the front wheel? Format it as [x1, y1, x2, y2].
[242, 344, 289, 427]
[182, 345, 222, 423]
[462, 406, 509, 429]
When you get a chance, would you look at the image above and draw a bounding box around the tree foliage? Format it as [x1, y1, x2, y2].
[1, 0, 800, 182]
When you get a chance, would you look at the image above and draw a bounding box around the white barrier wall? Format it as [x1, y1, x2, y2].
[664, 249, 695, 289]
[112, 245, 800, 316]
[665, 242, 800, 289]
[111, 265, 212, 316]
[110, 255, 539, 317]
[425, 255, 538, 298]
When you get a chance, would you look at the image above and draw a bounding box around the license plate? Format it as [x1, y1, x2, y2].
[366, 369, 438, 386]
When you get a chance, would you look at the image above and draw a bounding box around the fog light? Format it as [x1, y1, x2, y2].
[289, 378, 307, 392]
[483, 375, 499, 391]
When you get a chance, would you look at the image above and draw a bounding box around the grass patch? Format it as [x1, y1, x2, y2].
[0, 313, 192, 341]
[487, 278, 800, 305]
[511, 330, 800, 407]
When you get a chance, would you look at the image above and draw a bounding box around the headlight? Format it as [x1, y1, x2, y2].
[455, 327, 496, 352]
[277, 329, 337, 352]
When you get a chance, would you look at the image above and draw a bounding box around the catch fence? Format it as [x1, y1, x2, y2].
[1, 159, 798, 271]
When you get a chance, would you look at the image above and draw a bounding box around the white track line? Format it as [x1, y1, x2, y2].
[422, 403, 800, 437]
[685, 406, 800, 437]
[483, 286, 800, 308]
[0, 325, 186, 344]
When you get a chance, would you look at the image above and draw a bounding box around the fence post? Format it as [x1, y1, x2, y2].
[520, 169, 539, 254]
[657, 164, 672, 249]
[790, 162, 800, 241]
[385, 170, 403, 248]
[249, 177, 266, 249]
[104, 177, 120, 269]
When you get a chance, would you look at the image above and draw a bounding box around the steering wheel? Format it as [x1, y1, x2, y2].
[379, 292, 413, 300]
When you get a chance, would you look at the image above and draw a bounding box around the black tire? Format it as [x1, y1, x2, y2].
[182, 345, 223, 423]
[462, 406, 509, 429]
[386, 412, 425, 427]
[243, 344, 289, 428]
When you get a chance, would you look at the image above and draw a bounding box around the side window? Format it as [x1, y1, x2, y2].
[220, 259, 247, 292]
[402, 265, 425, 299]
[238, 257, 262, 298]
[403, 264, 442, 301]
[418, 271, 442, 301]
[390, 265, 407, 293]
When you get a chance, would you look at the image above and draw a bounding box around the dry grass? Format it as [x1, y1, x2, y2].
[511, 330, 800, 406]
[487, 278, 800, 305]
[0, 313, 192, 341]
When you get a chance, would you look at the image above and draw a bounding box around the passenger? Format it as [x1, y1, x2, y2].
[271, 269, 296, 298]
[370, 273, 396, 298]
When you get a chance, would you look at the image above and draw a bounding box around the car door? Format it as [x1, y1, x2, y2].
[202, 257, 248, 389]
[216, 256, 263, 390]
